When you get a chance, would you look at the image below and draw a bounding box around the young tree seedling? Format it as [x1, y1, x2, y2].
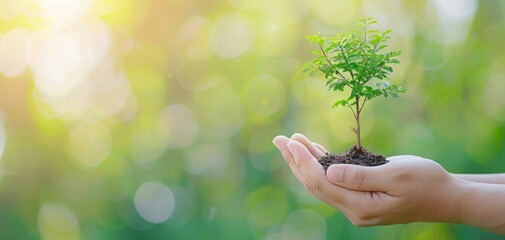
[304, 17, 405, 167]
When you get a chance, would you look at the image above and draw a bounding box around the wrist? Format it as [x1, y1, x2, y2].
[429, 176, 467, 224]
[416, 174, 467, 224]
[456, 180, 505, 233]
[444, 177, 470, 224]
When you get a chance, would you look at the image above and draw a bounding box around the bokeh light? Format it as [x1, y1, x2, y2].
[247, 185, 289, 228]
[134, 181, 175, 224]
[36, 0, 94, 30]
[186, 140, 230, 175]
[67, 122, 111, 168]
[0, 28, 31, 77]
[209, 13, 254, 59]
[38, 203, 80, 240]
[177, 15, 214, 61]
[129, 116, 166, 167]
[483, 74, 505, 121]
[243, 74, 286, 123]
[193, 83, 245, 138]
[282, 209, 327, 240]
[157, 103, 199, 149]
[430, 0, 477, 44]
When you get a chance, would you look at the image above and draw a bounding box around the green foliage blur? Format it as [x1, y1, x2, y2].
[0, 0, 505, 239]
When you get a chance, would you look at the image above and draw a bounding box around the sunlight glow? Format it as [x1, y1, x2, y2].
[430, 0, 477, 44]
[37, 0, 94, 30]
[29, 21, 117, 120]
[0, 28, 31, 77]
[0, 0, 26, 20]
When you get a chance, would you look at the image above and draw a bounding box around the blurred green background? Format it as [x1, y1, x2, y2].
[0, 0, 504, 239]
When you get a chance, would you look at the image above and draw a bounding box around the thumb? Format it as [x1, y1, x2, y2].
[326, 164, 388, 191]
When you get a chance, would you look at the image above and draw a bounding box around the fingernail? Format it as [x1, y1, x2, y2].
[291, 133, 300, 139]
[327, 165, 344, 183]
[272, 138, 282, 151]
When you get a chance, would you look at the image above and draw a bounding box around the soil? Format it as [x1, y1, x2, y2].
[318, 146, 389, 170]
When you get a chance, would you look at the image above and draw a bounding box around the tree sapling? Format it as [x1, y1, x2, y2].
[304, 17, 405, 169]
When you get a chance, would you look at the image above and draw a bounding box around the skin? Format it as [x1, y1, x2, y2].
[272, 133, 505, 235]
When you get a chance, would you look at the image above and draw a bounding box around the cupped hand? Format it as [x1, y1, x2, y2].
[273, 133, 464, 226]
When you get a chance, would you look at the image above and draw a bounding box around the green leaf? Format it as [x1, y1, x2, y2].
[332, 99, 347, 108]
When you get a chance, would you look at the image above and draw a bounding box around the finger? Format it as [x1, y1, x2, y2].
[276, 138, 339, 206]
[326, 164, 392, 192]
[273, 136, 307, 184]
[313, 142, 328, 154]
[286, 141, 337, 199]
[387, 155, 418, 161]
[290, 133, 326, 159]
[286, 141, 367, 207]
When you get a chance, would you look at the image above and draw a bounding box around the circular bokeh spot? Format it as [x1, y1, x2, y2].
[38, 203, 80, 240]
[157, 103, 199, 149]
[134, 181, 175, 224]
[68, 122, 112, 168]
[209, 13, 254, 58]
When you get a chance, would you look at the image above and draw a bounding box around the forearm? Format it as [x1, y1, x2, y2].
[453, 173, 505, 184]
[457, 180, 505, 234]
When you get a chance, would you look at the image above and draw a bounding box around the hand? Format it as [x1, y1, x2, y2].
[272, 133, 463, 226]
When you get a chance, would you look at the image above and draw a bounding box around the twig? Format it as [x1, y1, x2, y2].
[319, 44, 346, 80]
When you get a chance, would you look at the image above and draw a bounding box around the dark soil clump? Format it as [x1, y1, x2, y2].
[319, 146, 388, 170]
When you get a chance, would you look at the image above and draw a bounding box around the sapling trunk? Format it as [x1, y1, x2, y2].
[355, 96, 361, 150]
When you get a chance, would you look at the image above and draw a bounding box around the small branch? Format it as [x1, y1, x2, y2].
[357, 40, 378, 84]
[339, 45, 355, 81]
[359, 32, 381, 84]
[316, 66, 342, 82]
[347, 104, 357, 120]
[364, 20, 367, 43]
[359, 98, 367, 114]
[319, 44, 346, 80]
[363, 64, 385, 84]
